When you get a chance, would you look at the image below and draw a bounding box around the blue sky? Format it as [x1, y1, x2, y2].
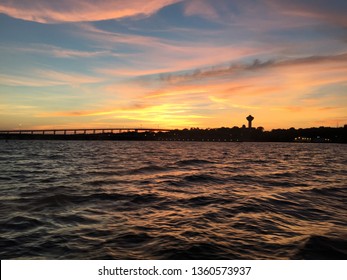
[0, 0, 346, 129]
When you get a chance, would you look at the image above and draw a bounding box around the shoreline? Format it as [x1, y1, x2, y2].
[1, 126, 346, 143]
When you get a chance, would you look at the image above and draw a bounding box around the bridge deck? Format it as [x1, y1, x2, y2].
[0, 128, 172, 135]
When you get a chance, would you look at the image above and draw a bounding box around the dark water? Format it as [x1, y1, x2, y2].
[0, 141, 346, 259]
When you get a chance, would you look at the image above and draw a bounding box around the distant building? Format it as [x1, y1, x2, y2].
[246, 115, 254, 129]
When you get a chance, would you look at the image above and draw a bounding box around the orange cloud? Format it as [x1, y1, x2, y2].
[119, 51, 346, 128]
[144, 88, 208, 99]
[35, 102, 209, 129]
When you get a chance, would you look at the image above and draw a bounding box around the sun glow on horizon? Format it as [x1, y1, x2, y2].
[0, 0, 346, 130]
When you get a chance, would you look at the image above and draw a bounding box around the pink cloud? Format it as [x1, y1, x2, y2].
[0, 0, 181, 23]
[2, 44, 119, 58]
[181, 0, 347, 39]
[184, 0, 220, 20]
[265, 0, 347, 27]
[86, 25, 270, 78]
[0, 69, 103, 87]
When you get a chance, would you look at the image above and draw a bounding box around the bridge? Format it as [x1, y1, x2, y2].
[0, 128, 172, 135]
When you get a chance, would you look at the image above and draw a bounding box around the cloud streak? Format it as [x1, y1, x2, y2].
[0, 44, 121, 59]
[80, 23, 264, 72]
[157, 52, 347, 83]
[266, 0, 347, 27]
[0, 69, 103, 87]
[0, 0, 182, 23]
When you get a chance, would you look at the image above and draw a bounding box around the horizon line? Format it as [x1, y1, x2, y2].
[1, 124, 346, 134]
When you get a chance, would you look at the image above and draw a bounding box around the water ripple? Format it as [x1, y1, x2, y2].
[0, 141, 346, 259]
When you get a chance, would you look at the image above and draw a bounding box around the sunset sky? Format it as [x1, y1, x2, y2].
[1, 0, 346, 130]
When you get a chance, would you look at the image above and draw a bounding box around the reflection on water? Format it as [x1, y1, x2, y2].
[0, 141, 346, 259]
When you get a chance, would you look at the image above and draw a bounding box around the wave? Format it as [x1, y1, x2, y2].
[183, 174, 223, 184]
[294, 235, 347, 259]
[175, 159, 215, 166]
[310, 186, 346, 196]
[86, 179, 126, 187]
[0, 176, 12, 181]
[127, 165, 169, 175]
[153, 241, 240, 259]
[55, 214, 98, 226]
[2, 216, 44, 231]
[109, 232, 153, 245]
[178, 195, 231, 207]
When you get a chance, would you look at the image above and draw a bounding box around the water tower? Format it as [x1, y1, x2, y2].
[246, 115, 254, 129]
